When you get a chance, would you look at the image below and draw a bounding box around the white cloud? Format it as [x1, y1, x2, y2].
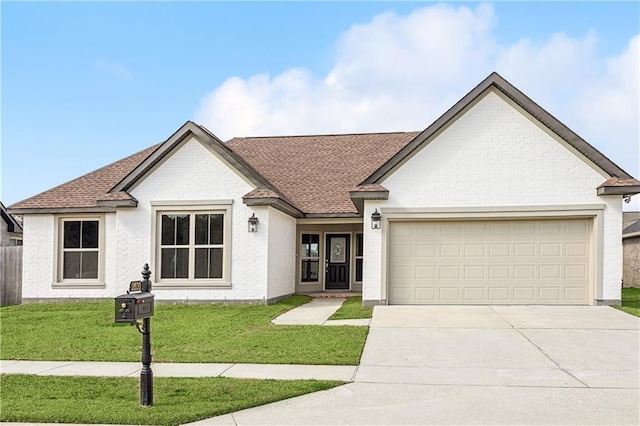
[194, 3, 639, 209]
[93, 59, 133, 80]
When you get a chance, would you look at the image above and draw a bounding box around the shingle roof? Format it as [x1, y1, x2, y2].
[9, 145, 160, 211]
[227, 132, 419, 214]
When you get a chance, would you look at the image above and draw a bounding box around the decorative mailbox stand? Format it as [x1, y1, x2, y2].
[115, 264, 155, 407]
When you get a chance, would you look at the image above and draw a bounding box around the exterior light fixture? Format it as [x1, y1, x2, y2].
[248, 213, 259, 233]
[371, 209, 381, 229]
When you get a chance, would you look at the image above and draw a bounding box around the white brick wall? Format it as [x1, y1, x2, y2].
[266, 207, 297, 300]
[363, 90, 624, 304]
[22, 136, 293, 303]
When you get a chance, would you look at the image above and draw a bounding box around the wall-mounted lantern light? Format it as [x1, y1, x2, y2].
[371, 209, 381, 229]
[248, 213, 259, 233]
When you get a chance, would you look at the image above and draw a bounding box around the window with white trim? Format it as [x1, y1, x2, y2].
[300, 233, 320, 282]
[157, 211, 227, 283]
[57, 217, 102, 283]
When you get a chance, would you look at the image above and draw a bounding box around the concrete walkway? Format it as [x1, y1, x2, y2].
[271, 297, 370, 326]
[0, 360, 356, 381]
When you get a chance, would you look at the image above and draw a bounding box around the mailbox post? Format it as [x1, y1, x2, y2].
[115, 264, 154, 407]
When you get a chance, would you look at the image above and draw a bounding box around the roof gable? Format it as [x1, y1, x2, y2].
[363, 72, 634, 185]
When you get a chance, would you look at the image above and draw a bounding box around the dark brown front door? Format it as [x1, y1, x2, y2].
[325, 234, 350, 290]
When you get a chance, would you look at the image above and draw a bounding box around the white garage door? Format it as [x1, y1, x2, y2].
[388, 219, 592, 305]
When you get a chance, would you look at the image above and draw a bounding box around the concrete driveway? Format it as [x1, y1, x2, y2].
[192, 306, 639, 425]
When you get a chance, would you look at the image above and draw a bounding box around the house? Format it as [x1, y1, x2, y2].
[1, 201, 23, 247]
[9, 73, 640, 305]
[622, 212, 640, 287]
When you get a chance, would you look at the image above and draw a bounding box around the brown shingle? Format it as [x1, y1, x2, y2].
[227, 132, 419, 214]
[10, 145, 159, 210]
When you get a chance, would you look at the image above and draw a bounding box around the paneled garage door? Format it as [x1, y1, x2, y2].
[388, 219, 592, 305]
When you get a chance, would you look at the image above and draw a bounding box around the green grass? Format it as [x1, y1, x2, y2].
[0, 374, 342, 426]
[328, 296, 373, 320]
[0, 296, 368, 365]
[616, 287, 640, 317]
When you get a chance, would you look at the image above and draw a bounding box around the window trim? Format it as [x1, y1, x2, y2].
[151, 202, 232, 288]
[53, 215, 105, 288]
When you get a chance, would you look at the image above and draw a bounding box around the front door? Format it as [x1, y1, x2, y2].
[325, 234, 350, 290]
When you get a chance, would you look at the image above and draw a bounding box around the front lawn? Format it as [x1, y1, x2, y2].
[616, 287, 640, 317]
[329, 296, 373, 320]
[0, 374, 341, 426]
[0, 296, 368, 365]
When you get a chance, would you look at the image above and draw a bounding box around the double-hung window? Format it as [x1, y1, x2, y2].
[300, 233, 320, 282]
[57, 217, 103, 285]
[157, 210, 228, 285]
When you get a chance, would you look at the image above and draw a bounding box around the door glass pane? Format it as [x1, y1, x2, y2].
[175, 215, 190, 245]
[63, 252, 81, 279]
[81, 251, 98, 279]
[195, 248, 208, 278]
[82, 221, 99, 248]
[330, 237, 346, 263]
[161, 215, 175, 245]
[63, 221, 81, 248]
[210, 248, 223, 278]
[195, 214, 209, 245]
[210, 214, 224, 245]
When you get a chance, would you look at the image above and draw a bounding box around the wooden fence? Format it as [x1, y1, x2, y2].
[1, 246, 22, 305]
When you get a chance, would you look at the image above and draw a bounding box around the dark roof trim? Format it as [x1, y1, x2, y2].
[96, 199, 138, 208]
[8, 207, 117, 214]
[303, 212, 362, 219]
[242, 196, 303, 218]
[363, 72, 634, 184]
[111, 121, 283, 199]
[1, 202, 22, 232]
[597, 186, 640, 196]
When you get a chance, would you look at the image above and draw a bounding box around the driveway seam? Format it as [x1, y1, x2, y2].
[489, 306, 590, 388]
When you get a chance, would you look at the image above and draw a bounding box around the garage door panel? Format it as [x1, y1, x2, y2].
[389, 219, 591, 305]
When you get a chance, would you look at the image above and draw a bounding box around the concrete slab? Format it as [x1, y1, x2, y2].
[360, 328, 556, 369]
[493, 305, 640, 329]
[200, 382, 640, 425]
[271, 298, 345, 325]
[323, 318, 371, 326]
[0, 360, 74, 375]
[144, 363, 233, 377]
[568, 369, 640, 389]
[184, 414, 237, 425]
[370, 305, 511, 328]
[39, 361, 141, 377]
[355, 365, 584, 387]
[222, 364, 356, 381]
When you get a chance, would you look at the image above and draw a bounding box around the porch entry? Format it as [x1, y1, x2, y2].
[325, 234, 350, 290]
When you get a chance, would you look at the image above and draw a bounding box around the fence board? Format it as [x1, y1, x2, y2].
[1, 246, 23, 305]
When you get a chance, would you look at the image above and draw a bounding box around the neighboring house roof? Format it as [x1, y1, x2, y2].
[8, 72, 640, 217]
[227, 132, 418, 215]
[623, 220, 640, 239]
[1, 201, 22, 233]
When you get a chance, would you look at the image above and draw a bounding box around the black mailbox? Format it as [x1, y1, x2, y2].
[115, 292, 155, 323]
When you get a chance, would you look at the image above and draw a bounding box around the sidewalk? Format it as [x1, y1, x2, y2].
[0, 360, 357, 381]
[271, 297, 370, 326]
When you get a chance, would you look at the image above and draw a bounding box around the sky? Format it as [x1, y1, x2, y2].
[2, 1, 639, 210]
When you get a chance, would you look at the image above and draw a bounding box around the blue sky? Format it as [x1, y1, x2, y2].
[2, 1, 639, 209]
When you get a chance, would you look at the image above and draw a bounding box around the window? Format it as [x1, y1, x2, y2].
[9, 238, 22, 246]
[355, 233, 363, 282]
[158, 211, 227, 282]
[57, 218, 102, 284]
[300, 233, 320, 282]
